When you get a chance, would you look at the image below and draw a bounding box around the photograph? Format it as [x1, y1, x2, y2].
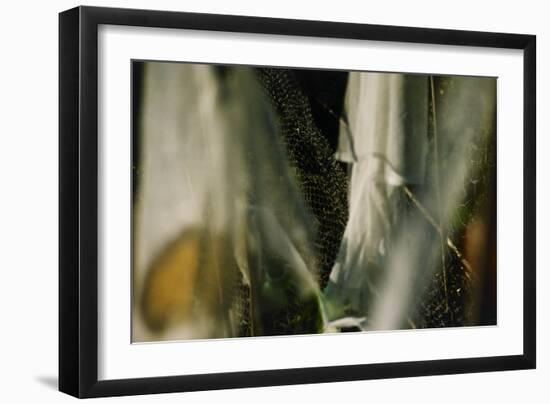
[131, 61, 497, 343]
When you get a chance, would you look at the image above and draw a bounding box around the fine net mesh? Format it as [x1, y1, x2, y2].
[256, 68, 349, 289]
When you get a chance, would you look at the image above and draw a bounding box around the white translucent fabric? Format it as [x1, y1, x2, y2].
[336, 72, 428, 184]
[326, 73, 428, 323]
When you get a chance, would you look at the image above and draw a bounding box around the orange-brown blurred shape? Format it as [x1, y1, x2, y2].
[140, 228, 239, 335]
[463, 210, 497, 325]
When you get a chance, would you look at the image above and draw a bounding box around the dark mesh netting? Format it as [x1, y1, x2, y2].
[255, 68, 349, 289]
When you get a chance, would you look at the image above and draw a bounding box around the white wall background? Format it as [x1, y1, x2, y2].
[0, 0, 546, 402]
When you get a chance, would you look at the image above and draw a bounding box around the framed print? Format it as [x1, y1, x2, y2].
[59, 6, 536, 398]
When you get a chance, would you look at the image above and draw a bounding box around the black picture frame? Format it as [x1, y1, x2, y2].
[59, 5, 536, 398]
